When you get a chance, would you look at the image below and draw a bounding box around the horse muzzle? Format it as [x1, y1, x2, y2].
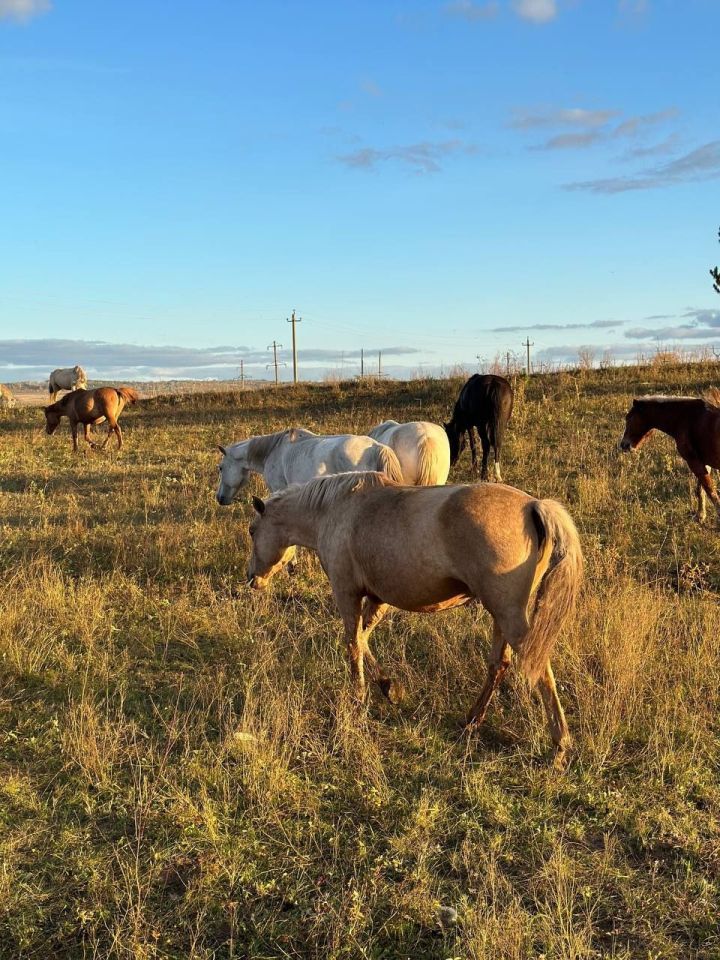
[618, 438, 633, 452]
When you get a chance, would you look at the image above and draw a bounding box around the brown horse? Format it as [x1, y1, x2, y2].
[247, 472, 583, 764]
[44, 387, 139, 451]
[619, 395, 720, 523]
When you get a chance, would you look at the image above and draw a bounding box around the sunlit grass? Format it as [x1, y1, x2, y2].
[1, 363, 719, 957]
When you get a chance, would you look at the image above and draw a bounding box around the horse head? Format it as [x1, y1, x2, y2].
[443, 420, 465, 465]
[246, 495, 295, 589]
[216, 444, 251, 505]
[619, 400, 653, 452]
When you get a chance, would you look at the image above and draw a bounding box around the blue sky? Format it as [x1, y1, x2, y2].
[1, 0, 719, 381]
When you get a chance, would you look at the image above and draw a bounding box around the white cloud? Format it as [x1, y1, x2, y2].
[445, 0, 500, 21]
[512, 0, 557, 23]
[0, 0, 50, 22]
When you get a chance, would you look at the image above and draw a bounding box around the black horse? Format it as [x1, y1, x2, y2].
[444, 374, 514, 480]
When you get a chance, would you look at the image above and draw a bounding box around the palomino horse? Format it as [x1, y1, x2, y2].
[48, 365, 88, 402]
[445, 374, 514, 481]
[620, 395, 720, 523]
[368, 420, 450, 486]
[0, 384, 16, 409]
[247, 472, 583, 763]
[44, 387, 139, 451]
[216, 428, 404, 504]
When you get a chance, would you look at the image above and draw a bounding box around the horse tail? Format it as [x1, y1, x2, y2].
[116, 387, 139, 405]
[415, 434, 443, 486]
[488, 380, 513, 453]
[516, 498, 583, 686]
[48, 378, 54, 395]
[376, 444, 404, 484]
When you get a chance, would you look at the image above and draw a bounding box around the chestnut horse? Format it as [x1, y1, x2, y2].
[44, 387, 139, 451]
[247, 471, 583, 764]
[620, 395, 720, 523]
[444, 374, 514, 481]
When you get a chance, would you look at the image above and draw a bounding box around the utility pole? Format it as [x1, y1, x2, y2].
[506, 352, 511, 376]
[378, 350, 382, 378]
[287, 309, 302, 383]
[238, 359, 245, 389]
[522, 337, 534, 375]
[267, 341, 285, 386]
[360, 348, 364, 379]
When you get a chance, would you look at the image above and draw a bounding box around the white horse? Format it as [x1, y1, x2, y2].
[368, 420, 450, 486]
[216, 428, 404, 505]
[48, 365, 87, 402]
[0, 385, 16, 409]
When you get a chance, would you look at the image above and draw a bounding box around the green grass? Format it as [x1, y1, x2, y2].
[1, 363, 720, 958]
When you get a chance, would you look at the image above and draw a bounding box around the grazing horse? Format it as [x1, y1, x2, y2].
[48, 365, 88, 402]
[368, 420, 450, 486]
[44, 387, 139, 451]
[444, 374, 514, 481]
[216, 428, 404, 504]
[247, 472, 583, 764]
[620, 395, 720, 523]
[0, 384, 16, 409]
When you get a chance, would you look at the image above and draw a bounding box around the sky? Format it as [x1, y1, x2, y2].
[1, 0, 719, 382]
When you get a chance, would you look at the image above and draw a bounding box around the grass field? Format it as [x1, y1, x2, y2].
[1, 364, 720, 959]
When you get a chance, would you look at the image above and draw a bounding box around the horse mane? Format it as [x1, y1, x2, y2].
[704, 387, 720, 409]
[272, 471, 394, 513]
[635, 395, 703, 404]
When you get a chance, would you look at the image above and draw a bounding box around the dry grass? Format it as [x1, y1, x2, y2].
[1, 363, 720, 958]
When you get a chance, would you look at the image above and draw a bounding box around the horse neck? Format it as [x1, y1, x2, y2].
[274, 493, 322, 550]
[244, 431, 286, 471]
[643, 402, 687, 439]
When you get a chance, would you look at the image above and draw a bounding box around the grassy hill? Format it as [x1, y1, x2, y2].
[1, 363, 719, 958]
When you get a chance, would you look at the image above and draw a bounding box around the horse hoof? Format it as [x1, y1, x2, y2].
[378, 678, 404, 704]
[552, 745, 573, 770]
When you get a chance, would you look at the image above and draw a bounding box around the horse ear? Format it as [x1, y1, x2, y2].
[218, 445, 227, 456]
[252, 496, 265, 515]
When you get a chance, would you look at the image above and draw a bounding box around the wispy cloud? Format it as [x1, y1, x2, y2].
[445, 0, 499, 21]
[510, 106, 618, 129]
[526, 106, 677, 151]
[360, 78, 383, 98]
[513, 0, 557, 23]
[0, 339, 423, 381]
[618, 132, 681, 161]
[338, 139, 476, 174]
[491, 319, 624, 332]
[0, 0, 50, 22]
[565, 140, 720, 193]
[625, 308, 720, 340]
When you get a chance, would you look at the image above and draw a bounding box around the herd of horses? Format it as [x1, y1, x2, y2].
[21, 368, 720, 764]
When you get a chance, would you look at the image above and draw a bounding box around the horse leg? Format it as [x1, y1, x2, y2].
[688, 460, 720, 523]
[695, 475, 707, 523]
[360, 600, 403, 703]
[467, 428, 478, 472]
[465, 624, 512, 727]
[493, 433, 503, 482]
[114, 423, 123, 449]
[478, 426, 491, 481]
[70, 422, 79, 453]
[537, 661, 571, 768]
[83, 423, 96, 449]
[336, 594, 367, 703]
